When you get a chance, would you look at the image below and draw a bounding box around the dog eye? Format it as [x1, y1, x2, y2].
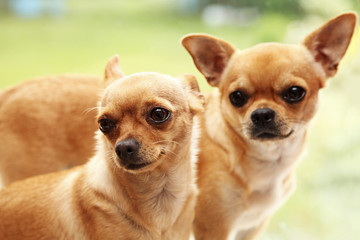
[282, 86, 306, 103]
[229, 90, 248, 107]
[148, 108, 171, 124]
[98, 118, 116, 134]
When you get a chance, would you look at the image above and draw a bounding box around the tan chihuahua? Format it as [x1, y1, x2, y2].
[0, 56, 203, 240]
[0, 58, 122, 186]
[182, 13, 357, 240]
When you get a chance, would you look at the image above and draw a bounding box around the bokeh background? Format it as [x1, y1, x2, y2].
[0, 0, 359, 239]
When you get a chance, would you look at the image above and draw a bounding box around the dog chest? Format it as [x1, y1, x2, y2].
[232, 172, 295, 232]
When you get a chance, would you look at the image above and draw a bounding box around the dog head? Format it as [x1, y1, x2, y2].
[182, 13, 356, 141]
[96, 56, 203, 173]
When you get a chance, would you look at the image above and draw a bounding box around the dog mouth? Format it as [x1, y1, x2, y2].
[118, 157, 152, 171]
[117, 147, 167, 172]
[256, 132, 279, 139]
[125, 161, 152, 170]
[252, 129, 293, 140]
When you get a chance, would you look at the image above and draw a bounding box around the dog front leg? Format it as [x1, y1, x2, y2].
[193, 201, 234, 240]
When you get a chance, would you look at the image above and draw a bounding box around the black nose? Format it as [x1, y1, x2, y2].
[251, 108, 276, 127]
[115, 139, 140, 160]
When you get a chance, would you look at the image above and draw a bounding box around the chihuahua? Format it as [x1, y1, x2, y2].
[0, 58, 121, 186]
[0, 55, 203, 240]
[182, 13, 357, 239]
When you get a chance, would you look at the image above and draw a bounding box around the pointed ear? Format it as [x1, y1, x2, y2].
[181, 34, 236, 87]
[104, 54, 125, 84]
[177, 74, 204, 114]
[303, 12, 357, 77]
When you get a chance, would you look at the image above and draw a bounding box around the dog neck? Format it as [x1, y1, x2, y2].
[118, 146, 194, 228]
[204, 90, 307, 190]
[87, 123, 198, 235]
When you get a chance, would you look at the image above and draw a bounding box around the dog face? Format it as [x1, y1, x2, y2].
[218, 43, 322, 140]
[182, 13, 356, 141]
[97, 69, 203, 173]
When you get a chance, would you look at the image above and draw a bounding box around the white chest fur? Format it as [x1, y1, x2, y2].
[230, 133, 306, 234]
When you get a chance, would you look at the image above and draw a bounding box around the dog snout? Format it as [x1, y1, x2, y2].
[251, 108, 275, 127]
[115, 139, 140, 161]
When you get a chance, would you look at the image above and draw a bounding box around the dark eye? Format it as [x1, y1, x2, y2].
[229, 90, 248, 107]
[282, 86, 306, 103]
[98, 118, 116, 134]
[148, 108, 171, 124]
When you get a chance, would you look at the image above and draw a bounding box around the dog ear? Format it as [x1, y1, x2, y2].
[104, 55, 125, 84]
[181, 34, 236, 87]
[177, 74, 204, 114]
[303, 12, 357, 78]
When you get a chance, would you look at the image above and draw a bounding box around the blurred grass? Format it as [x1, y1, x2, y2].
[0, 0, 289, 91]
[0, 0, 359, 239]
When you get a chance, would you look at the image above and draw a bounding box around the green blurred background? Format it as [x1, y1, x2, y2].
[0, 0, 359, 239]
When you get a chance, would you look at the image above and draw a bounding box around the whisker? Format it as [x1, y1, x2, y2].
[163, 149, 178, 158]
[282, 118, 305, 124]
[234, 124, 250, 133]
[152, 140, 181, 146]
[83, 106, 104, 115]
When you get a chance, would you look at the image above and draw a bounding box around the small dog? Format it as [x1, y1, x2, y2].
[0, 56, 203, 240]
[182, 13, 357, 239]
[0, 57, 122, 186]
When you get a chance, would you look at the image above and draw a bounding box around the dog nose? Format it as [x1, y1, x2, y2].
[115, 139, 140, 160]
[251, 108, 275, 127]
